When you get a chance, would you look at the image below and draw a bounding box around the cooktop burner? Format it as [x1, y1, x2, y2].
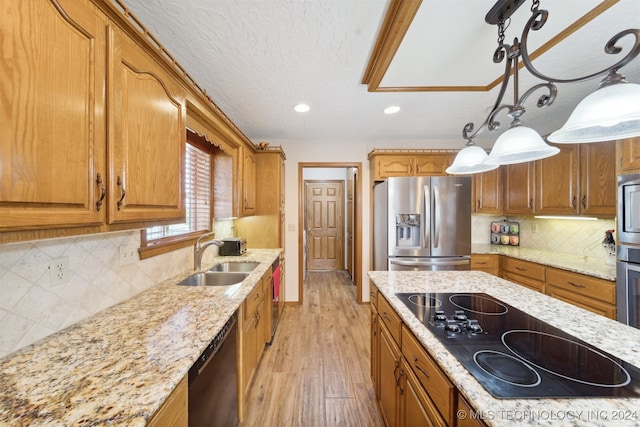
[395, 292, 640, 399]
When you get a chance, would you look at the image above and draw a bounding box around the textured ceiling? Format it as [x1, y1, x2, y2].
[114, 0, 640, 147]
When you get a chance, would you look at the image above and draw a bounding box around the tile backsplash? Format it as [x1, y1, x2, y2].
[0, 231, 196, 358]
[472, 215, 617, 259]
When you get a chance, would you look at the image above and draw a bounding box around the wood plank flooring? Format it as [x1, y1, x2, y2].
[240, 270, 384, 427]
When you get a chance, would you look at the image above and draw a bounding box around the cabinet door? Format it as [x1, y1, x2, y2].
[108, 27, 185, 224]
[580, 142, 616, 216]
[243, 148, 257, 216]
[620, 137, 640, 173]
[241, 308, 257, 398]
[379, 323, 400, 427]
[374, 155, 413, 179]
[504, 162, 535, 214]
[473, 167, 503, 214]
[413, 154, 453, 176]
[535, 144, 579, 215]
[371, 306, 380, 396]
[400, 359, 446, 427]
[0, 0, 106, 230]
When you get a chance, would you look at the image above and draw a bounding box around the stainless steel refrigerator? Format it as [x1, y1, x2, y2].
[373, 176, 471, 271]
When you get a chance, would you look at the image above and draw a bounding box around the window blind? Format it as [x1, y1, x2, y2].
[146, 143, 211, 241]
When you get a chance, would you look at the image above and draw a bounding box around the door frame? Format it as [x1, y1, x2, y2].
[298, 162, 363, 304]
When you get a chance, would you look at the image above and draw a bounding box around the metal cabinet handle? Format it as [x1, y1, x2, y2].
[515, 266, 526, 271]
[476, 261, 487, 265]
[399, 368, 405, 395]
[572, 195, 577, 208]
[96, 173, 106, 212]
[393, 360, 400, 386]
[382, 312, 392, 323]
[413, 355, 430, 378]
[568, 281, 586, 288]
[116, 176, 126, 210]
[477, 199, 480, 210]
[581, 195, 587, 209]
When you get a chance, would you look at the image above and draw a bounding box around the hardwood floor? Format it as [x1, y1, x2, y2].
[240, 270, 384, 427]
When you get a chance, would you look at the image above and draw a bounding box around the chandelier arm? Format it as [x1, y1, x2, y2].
[520, 9, 640, 84]
[462, 43, 514, 140]
[516, 81, 557, 110]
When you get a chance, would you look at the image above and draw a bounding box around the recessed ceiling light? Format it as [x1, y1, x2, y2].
[294, 103, 310, 113]
[384, 106, 400, 114]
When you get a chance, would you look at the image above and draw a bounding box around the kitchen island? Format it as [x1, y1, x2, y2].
[369, 270, 640, 426]
[0, 249, 281, 426]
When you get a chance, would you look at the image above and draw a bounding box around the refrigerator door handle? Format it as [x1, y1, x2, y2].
[390, 258, 470, 267]
[433, 185, 440, 249]
[423, 184, 430, 249]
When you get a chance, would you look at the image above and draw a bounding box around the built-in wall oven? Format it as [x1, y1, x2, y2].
[617, 173, 640, 329]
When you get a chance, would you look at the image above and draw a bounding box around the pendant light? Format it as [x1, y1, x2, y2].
[451, 0, 640, 174]
[445, 140, 498, 174]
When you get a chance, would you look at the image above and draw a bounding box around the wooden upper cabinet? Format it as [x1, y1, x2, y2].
[107, 27, 186, 224]
[580, 141, 616, 216]
[368, 150, 456, 181]
[0, 0, 107, 230]
[473, 167, 503, 214]
[242, 147, 257, 216]
[413, 153, 453, 176]
[374, 155, 413, 179]
[535, 144, 579, 215]
[619, 136, 640, 174]
[504, 162, 535, 214]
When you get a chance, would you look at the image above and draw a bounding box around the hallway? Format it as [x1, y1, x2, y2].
[241, 270, 383, 427]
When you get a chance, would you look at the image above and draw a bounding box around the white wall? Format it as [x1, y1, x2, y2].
[274, 138, 462, 303]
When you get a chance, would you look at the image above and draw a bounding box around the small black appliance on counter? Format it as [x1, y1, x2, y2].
[220, 237, 246, 256]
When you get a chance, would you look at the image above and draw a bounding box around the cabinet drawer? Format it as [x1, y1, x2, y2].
[501, 257, 545, 281]
[370, 281, 379, 310]
[244, 278, 264, 320]
[546, 285, 617, 319]
[471, 254, 498, 269]
[378, 295, 402, 346]
[546, 267, 616, 304]
[503, 272, 546, 294]
[401, 326, 454, 425]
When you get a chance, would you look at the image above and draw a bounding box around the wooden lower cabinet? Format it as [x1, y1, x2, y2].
[400, 358, 446, 427]
[501, 257, 546, 293]
[470, 254, 499, 276]
[373, 299, 460, 427]
[500, 256, 616, 320]
[239, 273, 269, 420]
[147, 376, 188, 427]
[456, 394, 488, 427]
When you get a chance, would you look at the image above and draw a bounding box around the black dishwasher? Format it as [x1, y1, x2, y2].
[188, 311, 238, 427]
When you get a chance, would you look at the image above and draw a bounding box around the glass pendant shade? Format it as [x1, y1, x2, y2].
[548, 82, 640, 143]
[446, 145, 499, 174]
[484, 125, 560, 165]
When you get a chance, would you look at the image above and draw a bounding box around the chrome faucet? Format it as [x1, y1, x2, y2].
[194, 232, 224, 270]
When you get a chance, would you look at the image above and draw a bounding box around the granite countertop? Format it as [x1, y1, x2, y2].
[369, 270, 640, 426]
[0, 249, 281, 426]
[472, 243, 617, 281]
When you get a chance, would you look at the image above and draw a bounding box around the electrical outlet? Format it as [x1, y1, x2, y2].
[49, 256, 70, 287]
[119, 244, 138, 266]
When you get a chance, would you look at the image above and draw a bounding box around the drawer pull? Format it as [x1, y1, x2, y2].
[515, 266, 527, 271]
[568, 281, 586, 288]
[394, 360, 400, 385]
[476, 261, 487, 265]
[413, 355, 430, 378]
[399, 368, 405, 394]
[382, 312, 392, 323]
[253, 292, 261, 300]
[370, 291, 375, 297]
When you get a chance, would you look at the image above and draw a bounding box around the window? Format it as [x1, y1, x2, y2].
[140, 129, 213, 257]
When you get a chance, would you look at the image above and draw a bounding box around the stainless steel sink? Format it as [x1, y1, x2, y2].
[176, 271, 248, 287]
[208, 261, 260, 273]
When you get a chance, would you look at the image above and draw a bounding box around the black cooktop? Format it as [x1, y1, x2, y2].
[395, 292, 640, 399]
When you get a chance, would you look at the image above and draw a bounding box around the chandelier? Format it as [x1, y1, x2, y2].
[446, 0, 640, 175]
